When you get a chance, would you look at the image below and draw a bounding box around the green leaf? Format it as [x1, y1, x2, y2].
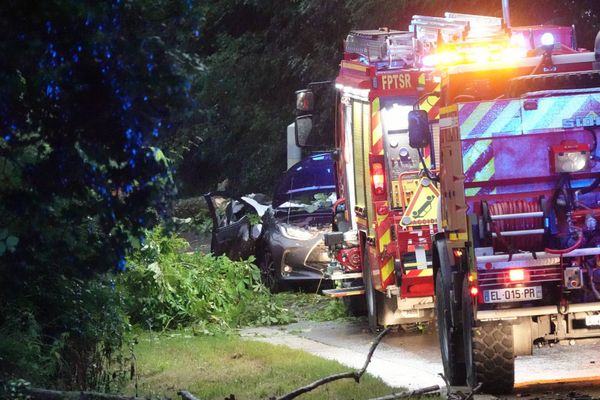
[0, 229, 7, 240]
[0, 242, 6, 256]
[6, 235, 18, 248]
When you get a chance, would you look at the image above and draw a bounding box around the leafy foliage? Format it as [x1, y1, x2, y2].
[0, 0, 202, 390]
[119, 227, 293, 331]
[0, 275, 131, 391]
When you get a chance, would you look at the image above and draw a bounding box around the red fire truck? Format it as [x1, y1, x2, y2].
[296, 4, 600, 392]
[405, 11, 600, 395]
[295, 26, 446, 330]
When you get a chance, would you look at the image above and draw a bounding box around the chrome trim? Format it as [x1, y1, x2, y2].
[476, 302, 600, 320]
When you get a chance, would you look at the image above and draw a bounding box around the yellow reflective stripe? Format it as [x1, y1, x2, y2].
[379, 229, 390, 253]
[419, 269, 433, 277]
[343, 62, 368, 72]
[473, 157, 495, 182]
[381, 258, 394, 283]
[460, 102, 494, 138]
[463, 139, 492, 171]
[372, 98, 383, 153]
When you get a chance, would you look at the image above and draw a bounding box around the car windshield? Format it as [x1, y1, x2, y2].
[272, 153, 336, 211]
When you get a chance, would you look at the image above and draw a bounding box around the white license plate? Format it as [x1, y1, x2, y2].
[483, 286, 542, 303]
[585, 314, 600, 327]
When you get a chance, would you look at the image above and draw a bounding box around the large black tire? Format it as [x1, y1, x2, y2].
[436, 271, 466, 385]
[259, 251, 284, 293]
[462, 275, 514, 394]
[362, 248, 378, 332]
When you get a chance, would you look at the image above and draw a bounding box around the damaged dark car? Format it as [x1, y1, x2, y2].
[205, 152, 336, 291]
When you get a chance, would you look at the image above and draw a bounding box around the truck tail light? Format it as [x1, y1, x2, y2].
[508, 268, 526, 282]
[468, 272, 478, 297]
[371, 162, 386, 196]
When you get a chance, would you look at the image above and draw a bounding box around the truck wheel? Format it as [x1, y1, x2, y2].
[363, 247, 378, 332]
[462, 276, 514, 394]
[436, 271, 466, 385]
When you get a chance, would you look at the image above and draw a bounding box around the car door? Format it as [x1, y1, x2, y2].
[203, 192, 255, 260]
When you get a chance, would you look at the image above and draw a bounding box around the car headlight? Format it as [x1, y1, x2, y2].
[279, 224, 318, 240]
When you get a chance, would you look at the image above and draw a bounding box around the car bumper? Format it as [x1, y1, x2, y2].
[279, 240, 330, 281]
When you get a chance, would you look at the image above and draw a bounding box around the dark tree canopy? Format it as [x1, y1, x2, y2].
[0, 0, 203, 276]
[181, 0, 600, 197]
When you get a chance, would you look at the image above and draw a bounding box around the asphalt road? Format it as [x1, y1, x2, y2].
[242, 319, 600, 399]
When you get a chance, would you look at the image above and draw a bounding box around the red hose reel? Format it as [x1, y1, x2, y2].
[483, 199, 545, 252]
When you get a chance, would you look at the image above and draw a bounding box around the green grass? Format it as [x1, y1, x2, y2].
[126, 331, 396, 400]
[271, 292, 352, 322]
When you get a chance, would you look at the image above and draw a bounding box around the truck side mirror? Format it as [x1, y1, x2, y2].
[295, 115, 313, 147]
[296, 89, 314, 112]
[408, 110, 430, 148]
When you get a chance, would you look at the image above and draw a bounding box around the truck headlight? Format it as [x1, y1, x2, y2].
[551, 141, 590, 173]
[279, 225, 318, 240]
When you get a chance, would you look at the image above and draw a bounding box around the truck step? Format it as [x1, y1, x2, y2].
[322, 286, 365, 298]
[326, 272, 363, 280]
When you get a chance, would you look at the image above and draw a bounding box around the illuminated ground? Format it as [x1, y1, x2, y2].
[242, 319, 600, 398]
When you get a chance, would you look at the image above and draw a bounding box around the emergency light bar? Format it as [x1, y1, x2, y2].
[345, 30, 415, 67]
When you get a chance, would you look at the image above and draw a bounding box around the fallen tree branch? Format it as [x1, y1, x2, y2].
[274, 327, 391, 400]
[178, 390, 202, 400]
[367, 384, 440, 400]
[438, 374, 482, 400]
[27, 387, 150, 400]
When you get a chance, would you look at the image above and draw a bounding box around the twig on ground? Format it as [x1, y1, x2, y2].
[438, 373, 451, 394]
[273, 327, 391, 400]
[438, 374, 483, 400]
[461, 383, 482, 400]
[367, 384, 440, 400]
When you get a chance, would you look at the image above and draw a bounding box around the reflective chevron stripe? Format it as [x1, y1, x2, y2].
[405, 268, 433, 277]
[372, 98, 384, 155]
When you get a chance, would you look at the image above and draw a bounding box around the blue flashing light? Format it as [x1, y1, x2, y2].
[541, 32, 555, 47]
[4, 135, 11, 141]
[117, 258, 126, 271]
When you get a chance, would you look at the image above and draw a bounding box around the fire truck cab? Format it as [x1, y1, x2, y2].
[296, 29, 443, 330]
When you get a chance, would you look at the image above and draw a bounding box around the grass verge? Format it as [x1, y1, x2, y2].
[126, 331, 396, 400]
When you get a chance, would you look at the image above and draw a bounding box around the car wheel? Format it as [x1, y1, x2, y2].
[260, 251, 284, 293]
